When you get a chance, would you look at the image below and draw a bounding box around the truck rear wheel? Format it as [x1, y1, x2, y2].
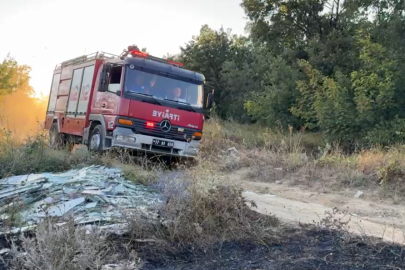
[88, 125, 104, 153]
[49, 123, 64, 149]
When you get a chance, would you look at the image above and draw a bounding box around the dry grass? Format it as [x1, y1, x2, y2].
[3, 117, 405, 199]
[357, 149, 385, 174]
[2, 121, 405, 268]
[1, 163, 280, 268]
[200, 117, 321, 158]
[0, 130, 280, 267]
[0, 128, 164, 180]
[120, 163, 158, 185]
[125, 163, 279, 257]
[0, 129, 106, 179]
[201, 118, 405, 201]
[3, 219, 142, 270]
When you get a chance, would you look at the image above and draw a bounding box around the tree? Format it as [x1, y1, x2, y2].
[239, 51, 304, 127]
[291, 33, 400, 145]
[0, 57, 47, 140]
[351, 32, 398, 128]
[291, 60, 358, 142]
[0, 55, 26, 98]
[177, 25, 237, 118]
[173, 1, 405, 146]
[241, 0, 333, 49]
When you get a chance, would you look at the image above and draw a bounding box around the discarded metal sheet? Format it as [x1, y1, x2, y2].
[0, 166, 162, 235]
[82, 190, 104, 195]
[43, 197, 86, 217]
[85, 202, 98, 209]
[0, 225, 37, 236]
[0, 174, 46, 186]
[0, 184, 43, 200]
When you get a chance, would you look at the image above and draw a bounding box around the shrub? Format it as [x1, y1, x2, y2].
[127, 164, 279, 255]
[3, 219, 139, 270]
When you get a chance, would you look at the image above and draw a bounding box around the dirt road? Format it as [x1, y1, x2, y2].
[230, 169, 405, 244]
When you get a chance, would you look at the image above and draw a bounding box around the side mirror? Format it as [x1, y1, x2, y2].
[116, 90, 122, 96]
[206, 93, 213, 108]
[204, 84, 214, 109]
[205, 88, 214, 108]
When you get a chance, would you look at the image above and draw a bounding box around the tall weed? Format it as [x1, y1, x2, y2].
[127, 163, 279, 255]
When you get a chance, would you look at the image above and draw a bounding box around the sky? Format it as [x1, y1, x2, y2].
[0, 0, 248, 97]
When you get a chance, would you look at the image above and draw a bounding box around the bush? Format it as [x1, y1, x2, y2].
[127, 164, 279, 255]
[366, 116, 405, 146]
[0, 130, 105, 179]
[4, 219, 140, 270]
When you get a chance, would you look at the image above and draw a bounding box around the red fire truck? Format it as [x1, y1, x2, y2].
[44, 45, 214, 159]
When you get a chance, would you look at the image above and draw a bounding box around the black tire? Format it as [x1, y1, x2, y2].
[49, 123, 64, 149]
[88, 125, 104, 153]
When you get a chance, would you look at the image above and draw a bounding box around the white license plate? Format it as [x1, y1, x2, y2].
[152, 139, 174, 148]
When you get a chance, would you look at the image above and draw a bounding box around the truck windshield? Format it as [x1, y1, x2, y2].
[124, 68, 203, 108]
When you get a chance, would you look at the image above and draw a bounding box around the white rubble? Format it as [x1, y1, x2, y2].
[354, 190, 364, 198]
[0, 165, 162, 235]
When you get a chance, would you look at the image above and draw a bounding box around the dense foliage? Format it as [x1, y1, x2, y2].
[0, 55, 48, 139]
[0, 55, 26, 98]
[175, 0, 405, 147]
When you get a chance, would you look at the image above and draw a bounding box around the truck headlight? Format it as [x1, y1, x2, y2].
[116, 135, 136, 143]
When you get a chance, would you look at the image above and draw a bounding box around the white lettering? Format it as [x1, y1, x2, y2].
[151, 109, 180, 121]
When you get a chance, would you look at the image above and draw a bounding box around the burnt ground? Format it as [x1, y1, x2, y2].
[139, 228, 405, 270]
[1, 227, 404, 270]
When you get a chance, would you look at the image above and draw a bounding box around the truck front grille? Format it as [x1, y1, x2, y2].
[131, 119, 200, 142]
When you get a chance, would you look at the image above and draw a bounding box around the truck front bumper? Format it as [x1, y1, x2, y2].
[111, 127, 200, 158]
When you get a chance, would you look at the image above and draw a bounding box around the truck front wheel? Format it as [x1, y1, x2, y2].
[88, 125, 104, 153]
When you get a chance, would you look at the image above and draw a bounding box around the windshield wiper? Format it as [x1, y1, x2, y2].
[164, 98, 196, 113]
[126, 92, 163, 106]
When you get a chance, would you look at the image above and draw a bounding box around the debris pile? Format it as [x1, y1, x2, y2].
[0, 166, 162, 234]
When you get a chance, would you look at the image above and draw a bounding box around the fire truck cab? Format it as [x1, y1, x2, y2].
[44, 45, 214, 158]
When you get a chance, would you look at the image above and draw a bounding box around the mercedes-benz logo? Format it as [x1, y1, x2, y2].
[160, 120, 171, 132]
